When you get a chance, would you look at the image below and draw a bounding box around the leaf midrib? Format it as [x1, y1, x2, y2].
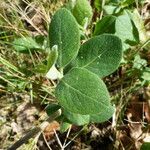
[61, 79, 109, 109]
[81, 46, 107, 68]
[58, 14, 62, 67]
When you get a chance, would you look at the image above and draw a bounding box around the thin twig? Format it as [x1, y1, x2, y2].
[53, 129, 63, 149]
[42, 131, 52, 150]
[62, 125, 72, 148]
[64, 127, 85, 149]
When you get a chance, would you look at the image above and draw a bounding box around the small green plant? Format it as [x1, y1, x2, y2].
[13, 8, 122, 128]
[48, 7, 123, 128]
[40, 5, 122, 128]
[11, 0, 150, 131]
[11, 6, 123, 129]
[11, 3, 123, 127]
[2, 0, 150, 149]
[1, 0, 150, 149]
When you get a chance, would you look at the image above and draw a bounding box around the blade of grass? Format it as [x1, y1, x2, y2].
[0, 56, 24, 76]
[0, 75, 16, 87]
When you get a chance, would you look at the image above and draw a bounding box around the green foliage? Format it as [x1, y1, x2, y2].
[93, 15, 116, 35]
[0, 56, 24, 75]
[115, 13, 139, 46]
[94, 0, 112, 11]
[121, 0, 135, 7]
[46, 45, 58, 72]
[46, 104, 61, 116]
[34, 64, 47, 74]
[60, 121, 71, 133]
[13, 37, 41, 53]
[55, 67, 110, 115]
[72, 0, 93, 26]
[132, 54, 150, 84]
[63, 110, 90, 126]
[128, 9, 148, 45]
[104, 5, 121, 15]
[50, 6, 124, 126]
[49, 8, 80, 68]
[1, 0, 150, 148]
[75, 34, 122, 77]
[142, 68, 150, 82]
[133, 55, 147, 70]
[90, 105, 114, 123]
[63, 105, 114, 125]
[93, 11, 140, 52]
[141, 142, 150, 150]
[94, 0, 101, 10]
[10, 1, 131, 127]
[9, 1, 127, 127]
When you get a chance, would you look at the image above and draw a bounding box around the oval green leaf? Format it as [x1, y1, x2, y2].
[75, 34, 122, 77]
[49, 8, 80, 68]
[73, 0, 93, 26]
[55, 67, 110, 115]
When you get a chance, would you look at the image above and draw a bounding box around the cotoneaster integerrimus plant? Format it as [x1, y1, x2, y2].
[12, 0, 123, 131]
[45, 6, 122, 129]
[7, 0, 150, 149]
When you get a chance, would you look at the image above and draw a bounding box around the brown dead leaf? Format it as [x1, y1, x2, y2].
[44, 121, 60, 140]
